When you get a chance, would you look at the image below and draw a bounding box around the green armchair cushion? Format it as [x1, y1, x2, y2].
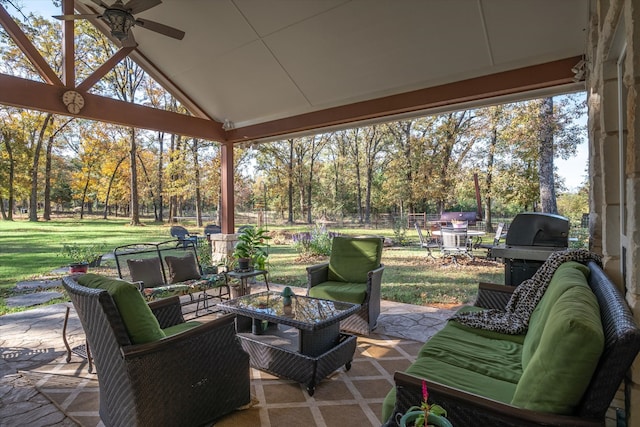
[308, 281, 367, 304]
[127, 257, 165, 288]
[327, 236, 382, 283]
[77, 273, 165, 344]
[164, 252, 201, 284]
[511, 285, 604, 414]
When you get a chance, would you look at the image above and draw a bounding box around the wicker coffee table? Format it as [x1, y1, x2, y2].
[219, 291, 359, 395]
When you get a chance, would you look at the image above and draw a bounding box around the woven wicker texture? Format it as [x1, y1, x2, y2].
[382, 261, 640, 427]
[62, 275, 250, 427]
[307, 262, 384, 336]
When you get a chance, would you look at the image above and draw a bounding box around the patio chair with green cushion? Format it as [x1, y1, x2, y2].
[306, 236, 384, 336]
[62, 273, 250, 427]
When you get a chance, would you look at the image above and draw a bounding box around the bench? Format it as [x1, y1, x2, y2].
[113, 239, 230, 316]
[382, 260, 640, 426]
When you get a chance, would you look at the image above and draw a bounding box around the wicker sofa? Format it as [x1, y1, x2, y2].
[63, 274, 250, 427]
[382, 260, 640, 427]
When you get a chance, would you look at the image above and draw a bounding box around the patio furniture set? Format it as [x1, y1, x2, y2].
[61, 233, 640, 427]
[415, 221, 489, 263]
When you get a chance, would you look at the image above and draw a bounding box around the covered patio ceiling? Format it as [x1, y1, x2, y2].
[115, 0, 588, 143]
[0, 0, 589, 232]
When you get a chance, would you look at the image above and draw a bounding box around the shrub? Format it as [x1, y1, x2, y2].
[292, 225, 336, 257]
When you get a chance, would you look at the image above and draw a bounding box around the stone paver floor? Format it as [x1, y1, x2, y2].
[0, 281, 456, 426]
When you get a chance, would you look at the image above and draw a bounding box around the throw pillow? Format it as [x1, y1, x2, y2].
[77, 273, 165, 344]
[165, 252, 201, 283]
[127, 257, 165, 288]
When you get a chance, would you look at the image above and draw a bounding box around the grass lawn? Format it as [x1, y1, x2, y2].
[0, 218, 503, 315]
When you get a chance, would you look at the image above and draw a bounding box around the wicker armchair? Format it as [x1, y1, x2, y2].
[62, 275, 250, 427]
[307, 236, 384, 335]
[382, 261, 640, 426]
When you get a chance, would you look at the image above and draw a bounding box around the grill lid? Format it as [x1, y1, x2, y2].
[505, 212, 569, 247]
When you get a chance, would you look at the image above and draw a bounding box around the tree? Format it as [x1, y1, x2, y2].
[538, 97, 557, 213]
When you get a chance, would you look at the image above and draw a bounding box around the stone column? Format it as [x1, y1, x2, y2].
[209, 233, 238, 270]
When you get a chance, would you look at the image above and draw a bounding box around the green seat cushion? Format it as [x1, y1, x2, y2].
[327, 236, 382, 283]
[77, 273, 165, 344]
[163, 321, 201, 337]
[381, 324, 521, 422]
[308, 281, 367, 304]
[523, 261, 591, 368]
[417, 324, 523, 386]
[511, 285, 604, 414]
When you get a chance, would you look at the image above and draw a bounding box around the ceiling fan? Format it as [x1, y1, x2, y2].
[54, 0, 185, 46]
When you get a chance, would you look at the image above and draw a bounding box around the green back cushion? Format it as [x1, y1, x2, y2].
[77, 274, 165, 344]
[327, 236, 382, 283]
[511, 285, 604, 414]
[308, 281, 367, 304]
[523, 262, 591, 367]
[164, 252, 201, 284]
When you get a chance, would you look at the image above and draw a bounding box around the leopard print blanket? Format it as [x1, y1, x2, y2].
[451, 249, 602, 334]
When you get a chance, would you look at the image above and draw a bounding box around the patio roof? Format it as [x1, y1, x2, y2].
[0, 0, 588, 144]
[0, 0, 589, 232]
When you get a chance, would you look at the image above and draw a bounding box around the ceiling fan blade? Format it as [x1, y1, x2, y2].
[135, 18, 184, 40]
[124, 0, 162, 15]
[53, 13, 101, 20]
[87, 0, 109, 9]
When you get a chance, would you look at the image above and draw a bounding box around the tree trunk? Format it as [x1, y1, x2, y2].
[484, 111, 498, 233]
[539, 97, 558, 214]
[192, 139, 203, 227]
[43, 136, 53, 220]
[3, 131, 15, 220]
[104, 156, 126, 219]
[157, 132, 164, 223]
[129, 127, 141, 225]
[29, 113, 52, 221]
[287, 139, 294, 224]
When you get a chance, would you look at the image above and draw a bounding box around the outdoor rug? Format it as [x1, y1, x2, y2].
[23, 333, 423, 427]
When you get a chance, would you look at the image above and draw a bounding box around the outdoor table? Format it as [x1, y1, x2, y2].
[219, 291, 359, 395]
[225, 269, 269, 296]
[432, 229, 485, 247]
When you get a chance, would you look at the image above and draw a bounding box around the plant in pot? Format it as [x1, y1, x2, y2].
[232, 226, 271, 271]
[59, 243, 107, 274]
[398, 381, 451, 427]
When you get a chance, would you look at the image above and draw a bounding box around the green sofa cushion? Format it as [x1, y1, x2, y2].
[77, 273, 166, 344]
[308, 281, 367, 304]
[327, 236, 382, 283]
[511, 285, 604, 414]
[522, 261, 591, 368]
[381, 323, 522, 422]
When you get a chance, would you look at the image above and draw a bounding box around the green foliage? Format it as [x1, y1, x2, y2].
[59, 242, 107, 264]
[232, 226, 271, 269]
[292, 225, 334, 257]
[392, 215, 409, 246]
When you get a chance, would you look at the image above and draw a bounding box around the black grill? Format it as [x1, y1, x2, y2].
[492, 213, 569, 286]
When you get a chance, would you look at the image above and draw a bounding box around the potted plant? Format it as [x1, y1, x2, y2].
[59, 243, 107, 273]
[232, 226, 271, 271]
[399, 381, 451, 427]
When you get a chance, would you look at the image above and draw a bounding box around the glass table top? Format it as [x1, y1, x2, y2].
[219, 291, 359, 330]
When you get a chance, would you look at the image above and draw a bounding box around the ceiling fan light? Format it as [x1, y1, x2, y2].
[103, 9, 135, 40]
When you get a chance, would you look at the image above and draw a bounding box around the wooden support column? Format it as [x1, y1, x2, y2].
[220, 142, 235, 234]
[62, 0, 74, 87]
